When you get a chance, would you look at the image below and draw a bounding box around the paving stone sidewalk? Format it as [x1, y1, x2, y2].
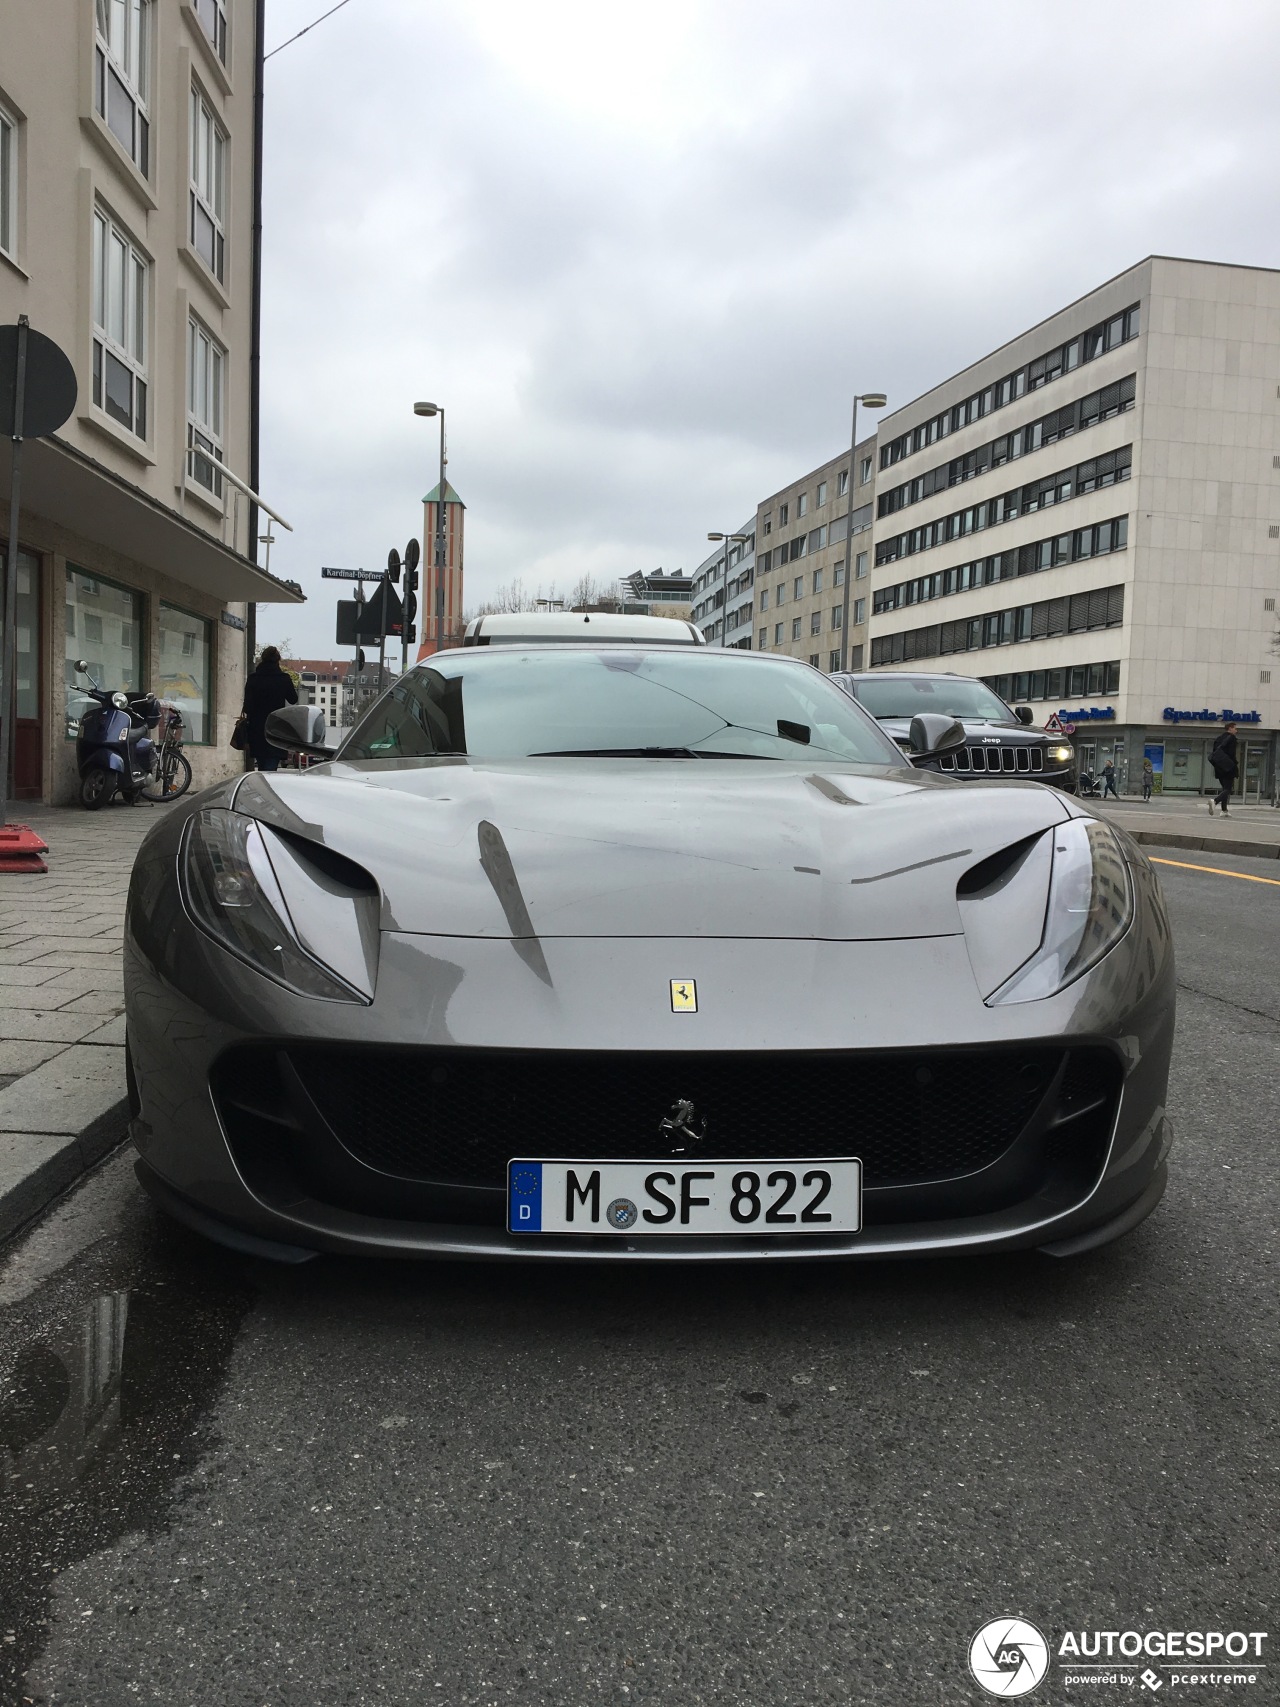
[0, 799, 159, 1240]
[1092, 793, 1280, 859]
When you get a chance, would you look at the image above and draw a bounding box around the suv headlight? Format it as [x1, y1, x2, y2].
[1048, 744, 1074, 764]
[181, 809, 377, 1003]
[988, 818, 1132, 1004]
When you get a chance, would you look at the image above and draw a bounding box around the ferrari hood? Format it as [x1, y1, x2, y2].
[234, 758, 1069, 942]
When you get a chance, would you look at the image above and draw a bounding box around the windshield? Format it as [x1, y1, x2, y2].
[341, 650, 905, 765]
[850, 675, 1015, 722]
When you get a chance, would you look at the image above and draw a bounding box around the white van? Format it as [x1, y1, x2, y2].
[461, 612, 705, 646]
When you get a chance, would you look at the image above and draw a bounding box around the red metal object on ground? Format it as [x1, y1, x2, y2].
[0, 822, 48, 873]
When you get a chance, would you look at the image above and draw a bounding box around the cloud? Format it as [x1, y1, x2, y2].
[255, 0, 1280, 654]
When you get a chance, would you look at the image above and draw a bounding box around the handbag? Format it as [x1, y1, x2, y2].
[230, 713, 249, 752]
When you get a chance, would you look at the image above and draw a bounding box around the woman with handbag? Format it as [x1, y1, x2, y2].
[237, 646, 298, 771]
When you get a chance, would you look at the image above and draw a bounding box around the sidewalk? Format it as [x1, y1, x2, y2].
[1090, 792, 1280, 860]
[0, 800, 157, 1241]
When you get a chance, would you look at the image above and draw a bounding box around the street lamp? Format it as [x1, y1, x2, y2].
[707, 531, 751, 648]
[837, 392, 888, 672]
[414, 401, 447, 650]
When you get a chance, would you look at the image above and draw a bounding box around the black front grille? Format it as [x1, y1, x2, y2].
[213, 1044, 1117, 1197]
[939, 745, 1045, 774]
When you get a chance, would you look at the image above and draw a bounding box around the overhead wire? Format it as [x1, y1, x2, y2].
[264, 0, 356, 62]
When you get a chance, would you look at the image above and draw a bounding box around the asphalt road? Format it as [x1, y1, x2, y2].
[1, 850, 1277, 1707]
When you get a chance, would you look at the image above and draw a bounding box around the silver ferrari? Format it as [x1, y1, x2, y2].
[123, 646, 1174, 1262]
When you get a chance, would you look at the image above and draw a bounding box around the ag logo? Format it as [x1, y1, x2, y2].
[968, 1618, 1050, 1697]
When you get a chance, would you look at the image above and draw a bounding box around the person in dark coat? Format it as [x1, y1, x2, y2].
[1101, 759, 1120, 799]
[1208, 721, 1238, 816]
[241, 646, 298, 771]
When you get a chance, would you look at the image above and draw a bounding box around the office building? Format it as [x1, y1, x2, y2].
[691, 523, 755, 647]
[0, 0, 302, 803]
[866, 256, 1280, 794]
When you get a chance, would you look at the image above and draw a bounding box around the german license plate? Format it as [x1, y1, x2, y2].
[507, 1159, 862, 1236]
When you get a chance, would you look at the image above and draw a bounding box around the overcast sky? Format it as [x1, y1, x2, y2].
[256, 0, 1280, 658]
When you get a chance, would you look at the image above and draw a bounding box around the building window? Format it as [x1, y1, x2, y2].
[95, 0, 150, 175]
[834, 563, 845, 586]
[194, 0, 228, 61]
[775, 583, 786, 605]
[838, 469, 849, 496]
[91, 208, 148, 439]
[796, 493, 808, 518]
[187, 317, 224, 494]
[816, 481, 827, 506]
[810, 610, 822, 635]
[64, 567, 144, 734]
[850, 645, 864, 669]
[812, 569, 823, 594]
[778, 502, 789, 526]
[830, 605, 842, 630]
[774, 623, 784, 645]
[860, 455, 872, 485]
[853, 598, 866, 625]
[871, 584, 1125, 667]
[808, 653, 819, 668]
[872, 514, 1130, 616]
[0, 103, 16, 259]
[759, 627, 768, 648]
[158, 602, 212, 743]
[855, 551, 868, 579]
[791, 617, 801, 641]
[793, 577, 803, 600]
[762, 512, 771, 535]
[759, 587, 768, 612]
[190, 86, 226, 282]
[828, 650, 840, 672]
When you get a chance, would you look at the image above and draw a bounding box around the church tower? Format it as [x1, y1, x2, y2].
[416, 481, 466, 659]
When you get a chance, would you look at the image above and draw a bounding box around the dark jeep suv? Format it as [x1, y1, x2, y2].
[831, 671, 1077, 791]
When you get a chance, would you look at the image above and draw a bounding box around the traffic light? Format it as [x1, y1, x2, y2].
[405, 624, 417, 645]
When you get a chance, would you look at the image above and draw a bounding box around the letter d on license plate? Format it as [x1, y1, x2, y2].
[507, 1159, 861, 1236]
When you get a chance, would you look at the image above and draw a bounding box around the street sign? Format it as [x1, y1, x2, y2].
[1043, 712, 1063, 733]
[321, 567, 379, 581]
[357, 578, 403, 639]
[387, 548, 401, 583]
[0, 322, 77, 438]
[1059, 722, 1076, 736]
[404, 537, 421, 573]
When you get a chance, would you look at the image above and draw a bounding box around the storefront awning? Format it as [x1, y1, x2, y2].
[1, 433, 305, 606]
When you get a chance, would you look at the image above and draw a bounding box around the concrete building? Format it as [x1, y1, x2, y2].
[287, 657, 344, 727]
[0, 0, 302, 803]
[866, 256, 1280, 795]
[753, 446, 876, 671]
[691, 523, 755, 647]
[619, 569, 694, 620]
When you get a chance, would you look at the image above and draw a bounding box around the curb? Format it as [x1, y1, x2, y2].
[0, 1047, 132, 1245]
[1123, 830, 1280, 860]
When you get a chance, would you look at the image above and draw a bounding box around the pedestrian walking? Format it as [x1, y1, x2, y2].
[1142, 756, 1154, 801]
[1101, 759, 1120, 799]
[1207, 721, 1238, 815]
[241, 645, 298, 772]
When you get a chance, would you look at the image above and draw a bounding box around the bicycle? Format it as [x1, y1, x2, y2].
[141, 705, 193, 802]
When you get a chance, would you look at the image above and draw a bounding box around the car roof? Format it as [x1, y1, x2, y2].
[463, 612, 704, 644]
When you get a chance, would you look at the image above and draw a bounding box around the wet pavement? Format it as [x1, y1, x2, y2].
[0, 853, 1277, 1705]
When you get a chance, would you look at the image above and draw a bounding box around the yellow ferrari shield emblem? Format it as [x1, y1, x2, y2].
[670, 979, 698, 1013]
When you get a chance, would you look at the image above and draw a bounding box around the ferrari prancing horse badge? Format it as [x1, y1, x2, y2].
[670, 979, 698, 1012]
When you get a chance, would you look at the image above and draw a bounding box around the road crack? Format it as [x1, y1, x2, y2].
[1176, 979, 1280, 1029]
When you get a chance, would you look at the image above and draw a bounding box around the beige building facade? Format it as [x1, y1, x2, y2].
[753, 440, 877, 671]
[867, 256, 1280, 794]
[1, 0, 301, 804]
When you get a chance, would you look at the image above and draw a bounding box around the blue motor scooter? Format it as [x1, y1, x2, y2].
[72, 661, 161, 810]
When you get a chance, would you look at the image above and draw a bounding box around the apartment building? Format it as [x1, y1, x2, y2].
[690, 522, 755, 647]
[753, 443, 877, 671]
[0, 0, 301, 803]
[287, 657, 345, 727]
[867, 257, 1280, 795]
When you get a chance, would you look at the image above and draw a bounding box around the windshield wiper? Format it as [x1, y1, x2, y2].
[529, 747, 776, 759]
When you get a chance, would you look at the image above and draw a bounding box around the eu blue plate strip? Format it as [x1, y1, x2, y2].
[508, 1162, 543, 1232]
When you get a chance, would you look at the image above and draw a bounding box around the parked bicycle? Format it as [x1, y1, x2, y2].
[141, 704, 193, 802]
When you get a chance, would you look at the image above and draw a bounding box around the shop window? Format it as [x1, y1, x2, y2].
[158, 603, 212, 743]
[64, 567, 143, 735]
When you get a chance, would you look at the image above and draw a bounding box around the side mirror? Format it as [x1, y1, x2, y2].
[75, 659, 89, 673]
[265, 703, 329, 756]
[908, 713, 967, 761]
[1014, 705, 1035, 725]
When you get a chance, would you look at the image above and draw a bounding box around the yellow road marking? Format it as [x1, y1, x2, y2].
[1150, 857, 1280, 888]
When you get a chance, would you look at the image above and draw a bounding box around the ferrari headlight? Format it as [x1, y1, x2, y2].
[181, 810, 374, 1003]
[988, 818, 1132, 1005]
